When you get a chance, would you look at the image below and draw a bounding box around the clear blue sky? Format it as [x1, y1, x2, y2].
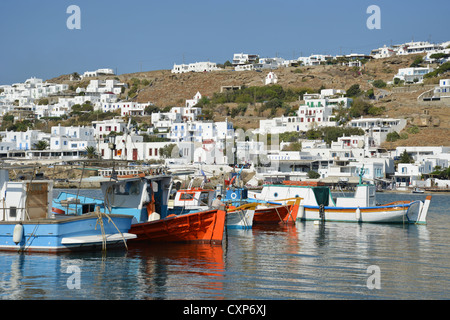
[0, 0, 448, 85]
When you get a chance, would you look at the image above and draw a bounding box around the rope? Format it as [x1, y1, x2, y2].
[101, 186, 129, 251]
[94, 206, 107, 251]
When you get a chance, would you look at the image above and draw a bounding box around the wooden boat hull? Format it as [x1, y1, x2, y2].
[129, 209, 226, 244]
[298, 200, 429, 224]
[253, 204, 295, 224]
[226, 209, 255, 229]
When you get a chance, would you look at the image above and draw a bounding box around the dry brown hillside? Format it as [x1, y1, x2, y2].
[47, 53, 450, 147]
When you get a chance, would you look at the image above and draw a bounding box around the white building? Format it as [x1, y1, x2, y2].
[101, 101, 152, 116]
[232, 53, 259, 66]
[298, 54, 333, 66]
[347, 117, 407, 145]
[393, 66, 434, 83]
[169, 120, 233, 145]
[258, 89, 351, 134]
[50, 125, 96, 151]
[84, 79, 126, 95]
[171, 62, 220, 74]
[370, 45, 397, 59]
[81, 68, 115, 79]
[0, 77, 68, 104]
[0, 129, 48, 151]
[265, 72, 278, 85]
[92, 117, 129, 140]
[234, 64, 255, 72]
[433, 79, 450, 99]
[396, 41, 442, 56]
[259, 57, 286, 70]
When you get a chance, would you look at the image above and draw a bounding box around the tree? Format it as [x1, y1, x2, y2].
[307, 170, 320, 179]
[84, 146, 98, 159]
[346, 84, 361, 97]
[386, 131, 400, 142]
[372, 79, 386, 88]
[159, 143, 178, 158]
[410, 56, 423, 68]
[399, 150, 412, 163]
[33, 140, 49, 150]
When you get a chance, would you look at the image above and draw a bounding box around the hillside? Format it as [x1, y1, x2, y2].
[48, 54, 450, 147]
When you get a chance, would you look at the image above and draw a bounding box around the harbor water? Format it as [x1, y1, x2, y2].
[0, 190, 449, 300]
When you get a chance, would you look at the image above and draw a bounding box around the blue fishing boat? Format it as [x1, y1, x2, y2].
[0, 169, 136, 253]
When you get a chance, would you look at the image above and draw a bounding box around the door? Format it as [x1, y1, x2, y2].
[26, 182, 48, 219]
[133, 148, 138, 161]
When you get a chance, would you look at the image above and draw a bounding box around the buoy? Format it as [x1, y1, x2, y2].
[148, 212, 160, 222]
[356, 207, 361, 222]
[13, 223, 24, 245]
[299, 205, 305, 220]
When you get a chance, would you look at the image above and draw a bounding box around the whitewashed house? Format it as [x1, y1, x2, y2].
[258, 89, 351, 134]
[50, 125, 96, 151]
[433, 79, 450, 99]
[81, 68, 115, 79]
[265, 72, 278, 85]
[370, 45, 396, 59]
[0, 129, 48, 151]
[232, 53, 259, 66]
[101, 101, 152, 116]
[171, 62, 220, 74]
[347, 117, 407, 146]
[92, 117, 129, 140]
[84, 79, 126, 95]
[393, 66, 434, 83]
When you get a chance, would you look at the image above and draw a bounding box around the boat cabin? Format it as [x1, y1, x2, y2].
[0, 170, 53, 222]
[173, 188, 215, 209]
[99, 175, 172, 222]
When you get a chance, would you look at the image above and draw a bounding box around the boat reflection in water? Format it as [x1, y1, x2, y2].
[126, 243, 225, 299]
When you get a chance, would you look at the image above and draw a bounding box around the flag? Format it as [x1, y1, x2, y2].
[201, 169, 207, 183]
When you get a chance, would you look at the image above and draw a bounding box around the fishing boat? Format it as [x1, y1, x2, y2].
[55, 171, 227, 244]
[248, 170, 431, 224]
[171, 185, 255, 229]
[412, 187, 425, 194]
[223, 167, 302, 225]
[0, 169, 136, 253]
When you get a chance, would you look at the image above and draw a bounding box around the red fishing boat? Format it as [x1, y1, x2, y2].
[253, 198, 302, 224]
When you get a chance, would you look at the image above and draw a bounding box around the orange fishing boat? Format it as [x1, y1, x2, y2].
[98, 173, 226, 245]
[129, 209, 226, 244]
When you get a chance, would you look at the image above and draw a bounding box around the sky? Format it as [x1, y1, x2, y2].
[0, 0, 449, 85]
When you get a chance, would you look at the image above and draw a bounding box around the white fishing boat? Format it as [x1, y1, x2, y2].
[248, 171, 431, 224]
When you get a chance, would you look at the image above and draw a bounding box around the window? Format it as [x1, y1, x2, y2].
[149, 149, 152, 156]
[10, 206, 17, 218]
[113, 181, 140, 195]
[180, 192, 195, 200]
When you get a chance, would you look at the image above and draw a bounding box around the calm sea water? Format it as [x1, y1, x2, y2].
[0, 190, 449, 301]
